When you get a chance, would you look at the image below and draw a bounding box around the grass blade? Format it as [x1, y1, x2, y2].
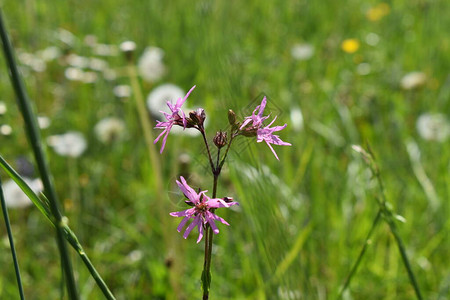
[0, 177, 26, 300]
[0, 10, 78, 299]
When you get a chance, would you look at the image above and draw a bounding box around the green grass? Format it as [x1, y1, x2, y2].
[1, 0, 449, 299]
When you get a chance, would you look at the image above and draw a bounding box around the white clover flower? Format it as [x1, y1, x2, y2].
[2, 178, 43, 209]
[94, 117, 126, 144]
[291, 43, 314, 61]
[138, 47, 166, 82]
[400, 71, 426, 90]
[47, 131, 87, 157]
[416, 113, 450, 142]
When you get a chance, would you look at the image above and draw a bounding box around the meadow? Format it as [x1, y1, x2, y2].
[0, 0, 449, 299]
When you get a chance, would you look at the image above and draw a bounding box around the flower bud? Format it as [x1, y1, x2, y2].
[228, 109, 236, 125]
[213, 131, 227, 148]
[188, 108, 206, 127]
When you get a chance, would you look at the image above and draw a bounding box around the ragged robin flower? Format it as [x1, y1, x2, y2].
[240, 97, 291, 160]
[169, 176, 238, 243]
[154, 85, 196, 153]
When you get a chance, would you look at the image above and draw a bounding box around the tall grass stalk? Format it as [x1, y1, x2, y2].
[0, 155, 116, 300]
[0, 177, 26, 300]
[0, 10, 78, 299]
[353, 145, 423, 300]
[338, 210, 381, 299]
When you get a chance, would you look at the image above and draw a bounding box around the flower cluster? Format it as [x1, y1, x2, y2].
[155, 86, 291, 241]
[169, 176, 238, 243]
[154, 88, 291, 160]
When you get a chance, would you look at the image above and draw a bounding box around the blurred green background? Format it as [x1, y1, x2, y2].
[0, 0, 449, 299]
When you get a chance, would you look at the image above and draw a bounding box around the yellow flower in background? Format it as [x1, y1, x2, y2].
[341, 39, 360, 53]
[366, 3, 390, 21]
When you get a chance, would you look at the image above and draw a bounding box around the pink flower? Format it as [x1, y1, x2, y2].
[241, 97, 291, 160]
[240, 96, 270, 130]
[154, 85, 196, 153]
[256, 116, 292, 160]
[170, 176, 238, 243]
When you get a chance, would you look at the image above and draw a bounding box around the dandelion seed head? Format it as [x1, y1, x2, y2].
[0, 124, 12, 135]
[2, 178, 43, 209]
[94, 117, 126, 144]
[0, 101, 7, 115]
[113, 85, 132, 98]
[138, 47, 166, 82]
[400, 71, 426, 90]
[416, 113, 450, 142]
[291, 43, 314, 61]
[47, 131, 87, 157]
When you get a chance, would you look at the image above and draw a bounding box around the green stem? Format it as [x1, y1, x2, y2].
[64, 226, 116, 300]
[0, 178, 26, 300]
[0, 10, 78, 299]
[338, 210, 382, 299]
[202, 173, 219, 300]
[366, 146, 423, 300]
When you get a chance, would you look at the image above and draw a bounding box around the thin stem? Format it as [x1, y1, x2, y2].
[338, 210, 382, 299]
[0, 10, 78, 299]
[0, 178, 26, 300]
[218, 132, 237, 170]
[365, 145, 423, 300]
[202, 173, 219, 300]
[64, 226, 116, 300]
[200, 128, 216, 173]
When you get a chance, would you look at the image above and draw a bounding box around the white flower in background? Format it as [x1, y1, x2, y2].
[47, 131, 87, 157]
[83, 35, 98, 47]
[0, 101, 7, 115]
[113, 85, 132, 98]
[400, 71, 426, 90]
[17, 51, 46, 72]
[36, 46, 61, 62]
[37, 116, 51, 129]
[0, 124, 12, 135]
[290, 106, 304, 131]
[416, 113, 450, 142]
[2, 178, 43, 209]
[82, 71, 98, 83]
[94, 117, 126, 143]
[119, 41, 136, 53]
[291, 43, 314, 61]
[138, 47, 166, 82]
[66, 54, 90, 68]
[93, 43, 119, 56]
[147, 83, 184, 114]
[88, 58, 108, 71]
[55, 28, 76, 46]
[365, 32, 380, 46]
[65, 67, 84, 81]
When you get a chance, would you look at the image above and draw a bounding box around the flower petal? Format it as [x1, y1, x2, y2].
[196, 222, 204, 243]
[176, 176, 199, 203]
[183, 215, 201, 239]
